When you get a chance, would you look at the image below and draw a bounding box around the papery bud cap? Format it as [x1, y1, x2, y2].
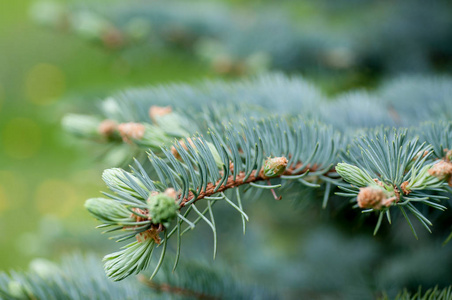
[117, 122, 145, 143]
[357, 186, 396, 209]
[263, 156, 288, 178]
[98, 119, 117, 136]
[149, 105, 173, 122]
[357, 186, 386, 209]
[428, 160, 452, 180]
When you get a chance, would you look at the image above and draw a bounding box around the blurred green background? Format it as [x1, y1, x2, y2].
[1, 2, 451, 297]
[0, 0, 217, 270]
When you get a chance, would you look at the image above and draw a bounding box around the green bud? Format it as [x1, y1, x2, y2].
[147, 189, 179, 227]
[8, 281, 27, 298]
[206, 141, 224, 168]
[336, 163, 375, 187]
[100, 97, 121, 117]
[62, 114, 102, 139]
[102, 168, 148, 199]
[403, 164, 442, 193]
[85, 198, 133, 224]
[139, 123, 174, 147]
[263, 157, 288, 178]
[29, 258, 60, 279]
[149, 105, 190, 138]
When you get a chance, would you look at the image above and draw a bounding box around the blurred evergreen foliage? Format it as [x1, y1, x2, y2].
[0, 0, 451, 299]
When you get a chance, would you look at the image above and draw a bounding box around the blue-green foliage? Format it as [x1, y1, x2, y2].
[31, 0, 452, 74]
[0, 254, 273, 299]
[70, 74, 452, 280]
[88, 116, 340, 280]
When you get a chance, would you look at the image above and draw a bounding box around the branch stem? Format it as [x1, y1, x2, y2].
[138, 274, 218, 299]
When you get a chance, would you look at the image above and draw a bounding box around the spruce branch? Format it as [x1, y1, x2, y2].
[379, 76, 452, 126]
[0, 254, 273, 299]
[62, 104, 193, 167]
[86, 117, 340, 280]
[336, 127, 449, 236]
[420, 121, 452, 187]
[66, 74, 452, 284]
[85, 117, 452, 280]
[31, 1, 452, 75]
[62, 75, 452, 163]
[379, 285, 452, 300]
[138, 275, 217, 300]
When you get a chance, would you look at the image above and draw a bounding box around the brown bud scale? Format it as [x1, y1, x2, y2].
[118, 122, 145, 143]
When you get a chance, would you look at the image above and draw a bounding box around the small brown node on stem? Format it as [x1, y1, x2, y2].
[149, 105, 173, 122]
[130, 207, 149, 223]
[444, 149, 452, 162]
[135, 228, 161, 244]
[373, 178, 384, 188]
[98, 119, 117, 137]
[393, 185, 401, 202]
[401, 181, 411, 195]
[128, 208, 163, 244]
[229, 161, 234, 174]
[101, 27, 125, 49]
[117, 122, 145, 143]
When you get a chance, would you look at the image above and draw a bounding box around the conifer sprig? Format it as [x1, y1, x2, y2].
[0, 254, 272, 299]
[72, 74, 452, 282]
[86, 117, 340, 280]
[420, 121, 452, 161]
[379, 286, 452, 300]
[336, 128, 449, 237]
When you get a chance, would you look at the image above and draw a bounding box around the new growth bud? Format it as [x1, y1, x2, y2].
[62, 114, 103, 139]
[336, 163, 375, 187]
[136, 229, 161, 244]
[149, 105, 173, 122]
[357, 186, 395, 210]
[8, 281, 28, 299]
[428, 160, 452, 182]
[29, 259, 60, 279]
[148, 105, 190, 138]
[102, 168, 148, 198]
[85, 197, 133, 223]
[117, 122, 145, 143]
[147, 188, 179, 228]
[445, 149, 452, 162]
[263, 156, 288, 178]
[98, 119, 117, 137]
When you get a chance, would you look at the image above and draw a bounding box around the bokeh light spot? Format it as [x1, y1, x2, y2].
[34, 179, 79, 217]
[25, 63, 66, 105]
[2, 118, 42, 159]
